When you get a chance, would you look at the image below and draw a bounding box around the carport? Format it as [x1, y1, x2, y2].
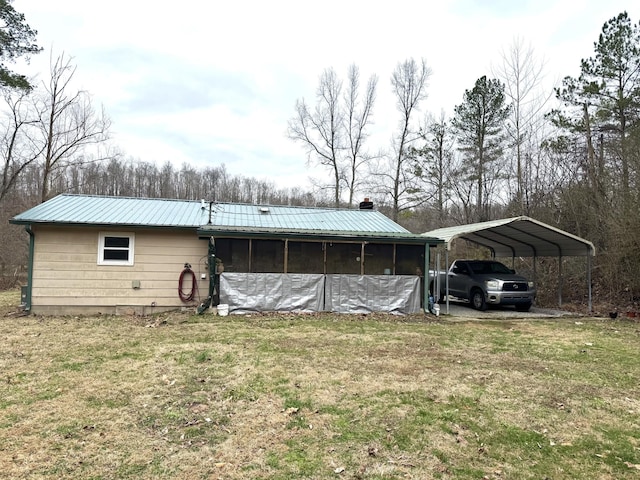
[422, 216, 596, 313]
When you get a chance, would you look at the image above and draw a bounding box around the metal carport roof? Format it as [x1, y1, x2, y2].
[422, 216, 595, 258]
[422, 216, 595, 312]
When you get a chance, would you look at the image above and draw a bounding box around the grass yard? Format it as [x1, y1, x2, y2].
[0, 289, 639, 479]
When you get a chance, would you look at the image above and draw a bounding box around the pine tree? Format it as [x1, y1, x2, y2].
[452, 76, 510, 222]
[0, 0, 41, 90]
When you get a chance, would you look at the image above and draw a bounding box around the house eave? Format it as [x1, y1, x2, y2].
[197, 226, 443, 245]
[9, 219, 200, 231]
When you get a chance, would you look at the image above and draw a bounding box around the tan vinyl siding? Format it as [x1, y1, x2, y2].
[30, 226, 209, 315]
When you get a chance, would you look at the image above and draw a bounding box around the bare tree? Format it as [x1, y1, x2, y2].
[34, 53, 111, 202]
[493, 37, 553, 214]
[344, 64, 377, 206]
[412, 111, 455, 224]
[288, 65, 377, 207]
[448, 160, 476, 225]
[0, 90, 44, 202]
[375, 58, 431, 221]
[288, 68, 343, 206]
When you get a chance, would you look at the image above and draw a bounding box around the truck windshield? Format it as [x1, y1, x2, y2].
[468, 261, 513, 274]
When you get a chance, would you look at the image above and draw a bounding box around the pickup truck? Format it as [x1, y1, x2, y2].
[431, 259, 536, 311]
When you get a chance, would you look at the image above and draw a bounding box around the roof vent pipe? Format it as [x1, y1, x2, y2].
[359, 198, 373, 210]
[208, 201, 215, 224]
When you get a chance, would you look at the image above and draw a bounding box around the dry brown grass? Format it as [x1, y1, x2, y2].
[1, 289, 639, 479]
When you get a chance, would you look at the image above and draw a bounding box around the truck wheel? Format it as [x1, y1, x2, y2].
[471, 288, 487, 311]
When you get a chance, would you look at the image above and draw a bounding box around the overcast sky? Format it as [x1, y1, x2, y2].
[13, 0, 638, 192]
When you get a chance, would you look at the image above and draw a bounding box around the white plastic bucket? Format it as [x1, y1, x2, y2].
[217, 304, 229, 316]
[434, 303, 440, 317]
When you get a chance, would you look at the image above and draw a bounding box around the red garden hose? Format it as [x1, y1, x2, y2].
[178, 264, 197, 302]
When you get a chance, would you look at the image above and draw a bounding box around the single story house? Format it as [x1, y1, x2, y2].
[10, 194, 443, 315]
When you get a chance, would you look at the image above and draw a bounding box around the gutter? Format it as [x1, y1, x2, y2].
[196, 227, 443, 246]
[24, 226, 34, 312]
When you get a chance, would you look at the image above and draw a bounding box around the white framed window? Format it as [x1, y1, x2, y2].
[98, 232, 135, 266]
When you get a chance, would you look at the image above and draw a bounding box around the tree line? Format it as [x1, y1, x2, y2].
[1, 3, 639, 308]
[287, 12, 640, 307]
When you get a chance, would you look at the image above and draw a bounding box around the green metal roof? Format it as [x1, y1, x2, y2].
[11, 194, 442, 245]
[205, 202, 408, 233]
[10, 194, 209, 227]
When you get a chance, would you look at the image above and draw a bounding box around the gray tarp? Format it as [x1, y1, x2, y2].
[220, 273, 325, 314]
[219, 273, 421, 315]
[325, 274, 421, 314]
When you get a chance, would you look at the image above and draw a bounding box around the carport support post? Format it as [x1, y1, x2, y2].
[558, 254, 563, 307]
[444, 249, 450, 314]
[423, 244, 430, 314]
